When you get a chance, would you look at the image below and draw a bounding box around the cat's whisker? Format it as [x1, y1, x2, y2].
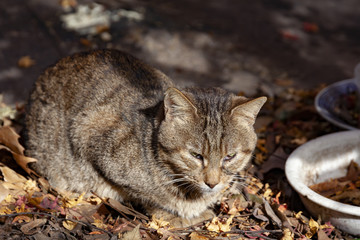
[167, 173, 186, 177]
[177, 182, 191, 189]
[163, 179, 187, 186]
[231, 176, 247, 181]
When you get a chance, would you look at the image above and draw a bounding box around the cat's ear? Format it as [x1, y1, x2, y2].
[164, 88, 198, 123]
[230, 96, 267, 125]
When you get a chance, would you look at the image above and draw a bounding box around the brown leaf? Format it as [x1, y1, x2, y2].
[309, 180, 342, 197]
[281, 30, 299, 41]
[344, 160, 360, 181]
[60, 0, 77, 8]
[306, 218, 319, 239]
[206, 216, 233, 232]
[0, 165, 27, 183]
[253, 207, 269, 222]
[281, 228, 294, 240]
[260, 147, 288, 174]
[18, 56, 35, 68]
[12, 215, 31, 224]
[28, 194, 65, 214]
[0, 126, 39, 177]
[0, 126, 24, 155]
[189, 232, 210, 240]
[157, 228, 182, 240]
[303, 22, 319, 33]
[263, 198, 282, 228]
[120, 224, 142, 240]
[290, 136, 307, 146]
[12, 151, 39, 177]
[147, 215, 170, 230]
[227, 195, 248, 215]
[20, 218, 47, 234]
[37, 177, 51, 192]
[105, 198, 149, 220]
[0, 183, 10, 202]
[63, 219, 77, 231]
[275, 78, 294, 87]
[317, 229, 331, 240]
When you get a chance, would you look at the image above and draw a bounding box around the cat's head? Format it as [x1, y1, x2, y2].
[158, 87, 266, 199]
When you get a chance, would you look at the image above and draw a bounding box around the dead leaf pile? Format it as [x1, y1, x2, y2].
[310, 161, 360, 206]
[0, 87, 358, 239]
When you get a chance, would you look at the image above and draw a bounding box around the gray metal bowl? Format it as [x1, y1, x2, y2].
[315, 78, 359, 130]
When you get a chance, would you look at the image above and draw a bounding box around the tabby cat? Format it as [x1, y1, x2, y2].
[24, 49, 266, 226]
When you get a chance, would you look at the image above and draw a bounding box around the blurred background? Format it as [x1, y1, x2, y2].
[1, 0, 359, 105]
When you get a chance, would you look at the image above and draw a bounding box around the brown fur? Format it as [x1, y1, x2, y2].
[23, 49, 266, 226]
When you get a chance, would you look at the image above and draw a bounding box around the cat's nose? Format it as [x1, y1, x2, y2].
[205, 182, 217, 189]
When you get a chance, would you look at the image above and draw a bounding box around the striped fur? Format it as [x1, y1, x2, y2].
[24, 49, 266, 227]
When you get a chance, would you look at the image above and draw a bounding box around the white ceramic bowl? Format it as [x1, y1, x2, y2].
[285, 131, 360, 235]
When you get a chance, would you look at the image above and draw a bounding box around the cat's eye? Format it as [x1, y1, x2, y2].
[190, 152, 204, 161]
[223, 153, 236, 162]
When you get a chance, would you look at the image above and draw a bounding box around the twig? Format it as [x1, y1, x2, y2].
[223, 229, 283, 234]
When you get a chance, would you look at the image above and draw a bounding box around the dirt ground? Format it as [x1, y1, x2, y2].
[1, 0, 359, 104]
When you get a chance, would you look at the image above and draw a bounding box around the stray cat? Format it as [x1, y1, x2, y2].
[24, 49, 266, 226]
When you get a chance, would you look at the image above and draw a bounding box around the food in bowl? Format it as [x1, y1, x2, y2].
[309, 161, 360, 207]
[332, 90, 360, 128]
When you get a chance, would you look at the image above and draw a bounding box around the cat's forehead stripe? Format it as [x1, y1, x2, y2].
[202, 115, 224, 156]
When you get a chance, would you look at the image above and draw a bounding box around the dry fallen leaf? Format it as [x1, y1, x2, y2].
[0, 165, 30, 201]
[303, 22, 319, 33]
[263, 198, 282, 227]
[263, 184, 273, 200]
[147, 215, 170, 230]
[189, 232, 210, 240]
[227, 195, 247, 215]
[206, 215, 233, 233]
[290, 136, 307, 146]
[317, 229, 332, 240]
[92, 218, 109, 230]
[306, 218, 320, 238]
[0, 165, 27, 184]
[275, 78, 294, 87]
[20, 218, 47, 234]
[310, 161, 360, 206]
[0, 126, 24, 155]
[0, 206, 12, 215]
[105, 197, 148, 220]
[11, 152, 38, 177]
[0, 126, 39, 177]
[0, 97, 16, 120]
[119, 224, 142, 240]
[62, 192, 86, 208]
[63, 219, 77, 231]
[281, 228, 294, 240]
[12, 215, 31, 224]
[0, 183, 10, 203]
[60, 0, 77, 9]
[18, 56, 35, 68]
